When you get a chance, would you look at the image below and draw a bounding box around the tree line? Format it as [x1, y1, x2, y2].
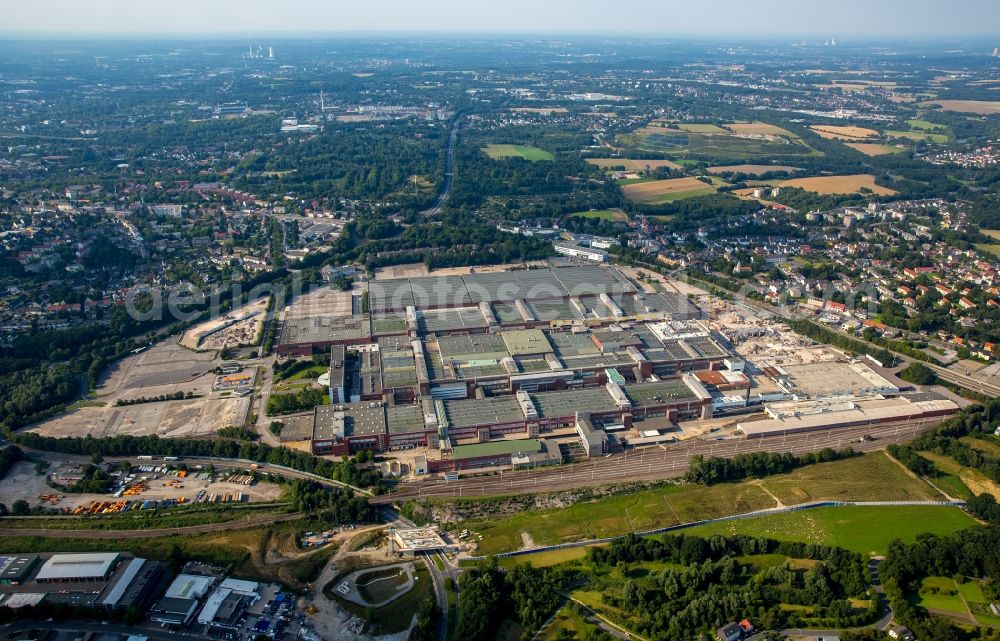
[685, 448, 858, 485]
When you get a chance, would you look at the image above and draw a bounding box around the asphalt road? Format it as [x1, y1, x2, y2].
[375, 418, 936, 503]
[421, 118, 460, 217]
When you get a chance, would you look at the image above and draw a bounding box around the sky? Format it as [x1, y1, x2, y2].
[3, 0, 999, 38]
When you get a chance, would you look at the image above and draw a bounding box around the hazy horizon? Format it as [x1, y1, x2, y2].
[4, 0, 1000, 38]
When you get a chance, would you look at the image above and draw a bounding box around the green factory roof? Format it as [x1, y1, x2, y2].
[452, 438, 542, 461]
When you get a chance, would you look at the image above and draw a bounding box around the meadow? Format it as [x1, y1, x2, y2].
[482, 144, 554, 161]
[455, 453, 944, 556]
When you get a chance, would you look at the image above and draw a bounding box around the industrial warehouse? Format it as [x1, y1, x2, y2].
[269, 266, 961, 473]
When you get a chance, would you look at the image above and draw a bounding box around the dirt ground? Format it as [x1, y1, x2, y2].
[27, 338, 251, 439]
[180, 298, 269, 350]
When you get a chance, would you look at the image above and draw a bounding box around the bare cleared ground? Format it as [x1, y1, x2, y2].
[586, 158, 682, 171]
[847, 143, 903, 156]
[723, 122, 796, 137]
[779, 174, 897, 196]
[373, 263, 430, 280]
[28, 339, 250, 439]
[180, 297, 269, 350]
[621, 177, 714, 203]
[810, 125, 879, 140]
[925, 100, 1000, 114]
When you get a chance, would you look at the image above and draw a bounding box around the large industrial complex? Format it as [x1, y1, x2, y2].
[269, 266, 960, 473]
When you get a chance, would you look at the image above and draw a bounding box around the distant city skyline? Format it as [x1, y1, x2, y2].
[3, 0, 1000, 38]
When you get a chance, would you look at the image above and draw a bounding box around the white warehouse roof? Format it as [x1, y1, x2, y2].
[34, 553, 118, 581]
[165, 573, 214, 600]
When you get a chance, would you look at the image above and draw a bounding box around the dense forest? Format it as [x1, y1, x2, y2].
[587, 532, 873, 640]
[456, 561, 565, 641]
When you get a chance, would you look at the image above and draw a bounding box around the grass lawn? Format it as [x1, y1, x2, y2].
[333, 564, 432, 635]
[962, 435, 1000, 457]
[482, 144, 554, 161]
[569, 209, 627, 222]
[539, 605, 596, 641]
[356, 566, 409, 603]
[958, 579, 1000, 627]
[499, 546, 590, 569]
[761, 452, 939, 504]
[683, 505, 977, 556]
[286, 364, 328, 380]
[920, 450, 993, 499]
[976, 243, 1000, 257]
[458, 453, 938, 556]
[907, 119, 947, 132]
[887, 130, 950, 144]
[917, 576, 969, 616]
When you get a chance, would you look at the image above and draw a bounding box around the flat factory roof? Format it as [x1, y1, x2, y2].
[34, 553, 119, 581]
[738, 395, 958, 437]
[452, 438, 543, 461]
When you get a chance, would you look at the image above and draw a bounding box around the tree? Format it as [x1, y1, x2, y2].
[10, 499, 30, 516]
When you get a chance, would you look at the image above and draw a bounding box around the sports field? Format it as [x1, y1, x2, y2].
[683, 505, 976, 556]
[586, 158, 682, 171]
[846, 143, 905, 156]
[620, 176, 715, 204]
[779, 174, 897, 196]
[925, 100, 1000, 114]
[810, 125, 878, 140]
[482, 144, 554, 161]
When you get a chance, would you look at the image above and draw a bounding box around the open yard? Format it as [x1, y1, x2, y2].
[586, 158, 682, 171]
[779, 173, 897, 195]
[620, 176, 715, 204]
[482, 144, 554, 161]
[925, 100, 1000, 114]
[847, 142, 905, 156]
[810, 125, 879, 140]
